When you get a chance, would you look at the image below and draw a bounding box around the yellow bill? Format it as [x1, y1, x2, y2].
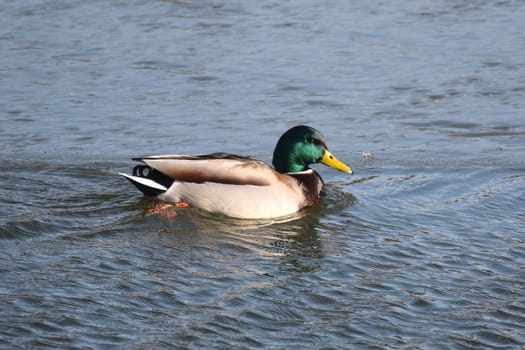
[321, 150, 353, 174]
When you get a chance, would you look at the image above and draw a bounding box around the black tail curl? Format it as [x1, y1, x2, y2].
[131, 165, 174, 196]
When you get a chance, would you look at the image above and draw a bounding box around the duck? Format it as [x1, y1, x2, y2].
[119, 125, 352, 219]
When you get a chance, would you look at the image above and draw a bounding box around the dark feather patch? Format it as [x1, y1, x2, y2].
[287, 170, 324, 208]
[132, 165, 174, 190]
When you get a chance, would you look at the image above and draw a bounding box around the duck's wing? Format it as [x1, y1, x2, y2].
[133, 152, 276, 186]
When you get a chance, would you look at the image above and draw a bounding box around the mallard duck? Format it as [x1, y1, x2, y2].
[120, 125, 352, 219]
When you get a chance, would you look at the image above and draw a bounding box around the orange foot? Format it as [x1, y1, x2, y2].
[144, 202, 190, 217]
[174, 202, 190, 208]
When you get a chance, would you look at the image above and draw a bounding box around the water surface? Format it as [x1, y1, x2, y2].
[1, 0, 525, 348]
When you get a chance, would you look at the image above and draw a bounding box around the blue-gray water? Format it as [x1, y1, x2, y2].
[1, 0, 525, 348]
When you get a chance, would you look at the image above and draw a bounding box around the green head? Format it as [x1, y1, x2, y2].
[272, 125, 352, 174]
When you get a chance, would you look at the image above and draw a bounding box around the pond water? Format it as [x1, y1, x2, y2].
[1, 0, 525, 348]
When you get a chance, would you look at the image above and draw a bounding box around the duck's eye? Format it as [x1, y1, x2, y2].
[307, 138, 321, 146]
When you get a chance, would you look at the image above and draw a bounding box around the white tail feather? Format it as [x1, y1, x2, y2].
[118, 173, 168, 191]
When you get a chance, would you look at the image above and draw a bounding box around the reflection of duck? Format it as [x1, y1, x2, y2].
[120, 125, 352, 219]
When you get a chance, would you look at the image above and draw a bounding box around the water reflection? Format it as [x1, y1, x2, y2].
[128, 184, 358, 274]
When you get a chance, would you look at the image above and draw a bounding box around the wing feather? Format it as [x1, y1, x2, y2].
[134, 153, 276, 186]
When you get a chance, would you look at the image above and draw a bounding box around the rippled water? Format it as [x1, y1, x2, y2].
[1, 0, 525, 348]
